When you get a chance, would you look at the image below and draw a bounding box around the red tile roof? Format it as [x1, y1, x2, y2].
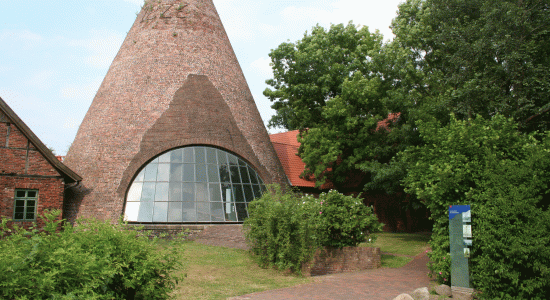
[269, 113, 400, 189]
[270, 130, 316, 187]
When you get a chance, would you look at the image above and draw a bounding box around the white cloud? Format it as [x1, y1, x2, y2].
[122, 0, 144, 6]
[60, 78, 103, 100]
[0, 29, 43, 42]
[26, 70, 57, 90]
[63, 117, 80, 129]
[0, 29, 43, 51]
[250, 57, 273, 79]
[68, 30, 125, 69]
[214, 0, 259, 42]
[253, 93, 276, 125]
[273, 0, 401, 41]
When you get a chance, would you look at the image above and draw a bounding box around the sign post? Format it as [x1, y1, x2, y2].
[449, 205, 474, 295]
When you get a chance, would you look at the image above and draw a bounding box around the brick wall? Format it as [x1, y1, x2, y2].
[302, 247, 381, 276]
[0, 118, 65, 229]
[64, 0, 288, 223]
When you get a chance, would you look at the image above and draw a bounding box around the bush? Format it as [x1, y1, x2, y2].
[471, 159, 550, 299]
[0, 210, 184, 300]
[401, 114, 550, 298]
[244, 185, 382, 274]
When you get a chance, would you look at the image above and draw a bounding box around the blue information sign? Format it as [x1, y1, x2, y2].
[449, 205, 472, 290]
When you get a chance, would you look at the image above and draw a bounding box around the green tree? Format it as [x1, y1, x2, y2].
[264, 22, 384, 130]
[391, 0, 550, 132]
[400, 114, 550, 297]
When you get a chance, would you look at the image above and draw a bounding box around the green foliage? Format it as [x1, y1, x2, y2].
[264, 22, 384, 130]
[401, 114, 550, 298]
[316, 189, 383, 248]
[244, 185, 382, 274]
[0, 210, 184, 300]
[392, 0, 550, 132]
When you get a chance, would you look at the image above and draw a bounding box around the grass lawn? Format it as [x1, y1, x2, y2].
[170, 242, 311, 300]
[362, 232, 431, 268]
[168, 232, 431, 298]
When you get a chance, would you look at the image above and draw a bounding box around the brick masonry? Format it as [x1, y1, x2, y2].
[0, 112, 65, 229]
[63, 0, 288, 223]
[302, 246, 382, 276]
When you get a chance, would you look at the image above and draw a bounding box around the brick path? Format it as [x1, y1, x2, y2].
[192, 225, 434, 300]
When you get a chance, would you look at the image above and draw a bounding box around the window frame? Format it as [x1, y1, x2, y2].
[13, 189, 39, 221]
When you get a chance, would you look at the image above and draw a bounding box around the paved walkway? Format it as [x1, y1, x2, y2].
[192, 225, 433, 300]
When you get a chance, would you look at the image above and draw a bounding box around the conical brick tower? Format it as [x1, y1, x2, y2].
[64, 0, 287, 223]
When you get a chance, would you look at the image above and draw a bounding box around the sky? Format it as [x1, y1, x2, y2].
[0, 0, 405, 155]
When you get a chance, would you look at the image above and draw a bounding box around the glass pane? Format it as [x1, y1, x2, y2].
[137, 202, 154, 222]
[134, 169, 145, 182]
[195, 183, 208, 202]
[14, 212, 24, 220]
[182, 201, 196, 222]
[236, 203, 248, 221]
[238, 158, 246, 167]
[158, 152, 171, 163]
[170, 148, 183, 163]
[209, 183, 222, 202]
[208, 165, 220, 182]
[182, 183, 194, 201]
[27, 191, 37, 198]
[127, 182, 143, 202]
[157, 164, 170, 182]
[234, 184, 245, 202]
[26, 206, 35, 213]
[224, 201, 237, 221]
[260, 184, 267, 194]
[239, 166, 250, 183]
[153, 202, 168, 222]
[206, 148, 217, 164]
[183, 164, 194, 182]
[210, 201, 224, 221]
[228, 154, 238, 165]
[230, 166, 241, 183]
[196, 202, 210, 221]
[252, 185, 261, 199]
[222, 183, 234, 202]
[126, 146, 267, 223]
[169, 182, 182, 202]
[196, 164, 207, 182]
[26, 213, 35, 220]
[248, 166, 259, 184]
[168, 202, 183, 222]
[183, 147, 194, 163]
[154, 183, 169, 202]
[16, 191, 26, 197]
[15, 206, 24, 213]
[195, 147, 206, 164]
[141, 182, 156, 202]
[243, 185, 254, 202]
[15, 200, 25, 207]
[217, 150, 228, 164]
[219, 165, 230, 183]
[170, 163, 182, 182]
[124, 202, 141, 221]
[144, 163, 158, 181]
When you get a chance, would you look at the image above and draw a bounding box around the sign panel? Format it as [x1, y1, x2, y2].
[449, 205, 471, 289]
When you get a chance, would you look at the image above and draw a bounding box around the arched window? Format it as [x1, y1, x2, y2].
[124, 146, 265, 223]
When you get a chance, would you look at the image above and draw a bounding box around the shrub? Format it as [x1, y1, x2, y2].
[401, 114, 550, 298]
[316, 189, 383, 248]
[0, 210, 184, 300]
[471, 159, 550, 299]
[244, 185, 382, 274]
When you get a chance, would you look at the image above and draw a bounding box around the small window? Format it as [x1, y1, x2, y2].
[13, 190, 38, 221]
